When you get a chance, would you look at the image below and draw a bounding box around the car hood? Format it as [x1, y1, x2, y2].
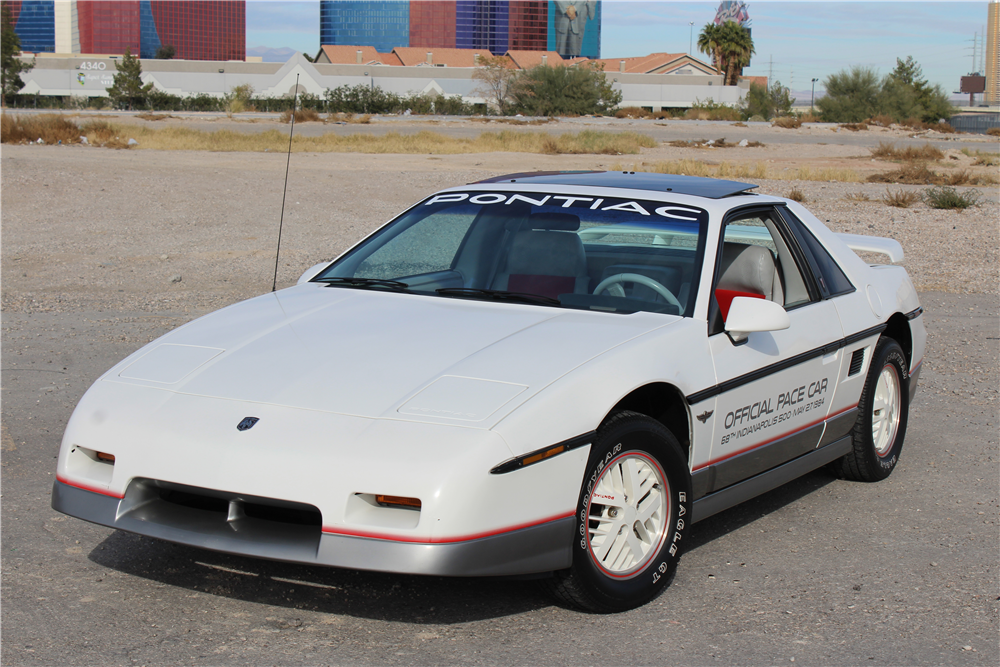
[104, 284, 678, 427]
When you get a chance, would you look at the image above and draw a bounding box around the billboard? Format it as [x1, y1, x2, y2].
[547, 1, 600, 59]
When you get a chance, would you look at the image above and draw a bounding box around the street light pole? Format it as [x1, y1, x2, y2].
[689, 22, 694, 56]
[811, 78, 819, 113]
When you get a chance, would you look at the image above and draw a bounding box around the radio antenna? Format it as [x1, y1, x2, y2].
[272, 73, 299, 292]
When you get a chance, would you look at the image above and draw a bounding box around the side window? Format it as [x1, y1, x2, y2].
[780, 208, 855, 297]
[711, 210, 813, 333]
[355, 206, 477, 279]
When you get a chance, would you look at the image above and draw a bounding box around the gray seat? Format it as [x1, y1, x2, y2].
[492, 213, 589, 299]
[717, 242, 784, 310]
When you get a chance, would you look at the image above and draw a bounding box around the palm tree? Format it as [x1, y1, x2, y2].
[716, 20, 754, 86]
[696, 22, 723, 73]
[698, 21, 755, 86]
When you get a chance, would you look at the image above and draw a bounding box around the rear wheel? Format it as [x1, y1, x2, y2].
[836, 337, 909, 482]
[546, 411, 691, 613]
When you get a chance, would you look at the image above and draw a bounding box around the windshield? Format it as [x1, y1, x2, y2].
[315, 191, 709, 315]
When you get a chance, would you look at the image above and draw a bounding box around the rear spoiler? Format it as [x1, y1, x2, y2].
[836, 233, 903, 263]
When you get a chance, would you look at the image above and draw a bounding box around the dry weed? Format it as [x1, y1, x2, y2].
[772, 116, 802, 129]
[869, 141, 944, 161]
[882, 188, 920, 208]
[1, 113, 84, 145]
[844, 192, 872, 202]
[786, 187, 806, 202]
[280, 108, 323, 123]
[839, 123, 869, 131]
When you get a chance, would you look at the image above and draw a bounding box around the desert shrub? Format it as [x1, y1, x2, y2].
[839, 122, 869, 131]
[772, 116, 802, 129]
[615, 106, 652, 119]
[923, 186, 982, 209]
[868, 114, 895, 127]
[869, 141, 943, 161]
[882, 188, 919, 208]
[786, 187, 806, 202]
[280, 108, 322, 123]
[683, 98, 741, 121]
[987, 127, 1000, 137]
[844, 192, 872, 202]
[224, 83, 255, 114]
[867, 163, 938, 185]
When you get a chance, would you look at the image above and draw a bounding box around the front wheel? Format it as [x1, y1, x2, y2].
[546, 411, 691, 613]
[835, 336, 909, 482]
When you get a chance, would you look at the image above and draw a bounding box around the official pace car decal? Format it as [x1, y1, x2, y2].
[424, 192, 704, 222]
[718, 378, 829, 447]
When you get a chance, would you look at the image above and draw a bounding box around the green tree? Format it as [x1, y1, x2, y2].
[472, 54, 520, 115]
[741, 79, 794, 120]
[698, 21, 754, 86]
[816, 66, 881, 122]
[881, 56, 952, 123]
[510, 63, 621, 116]
[2, 4, 34, 105]
[817, 59, 953, 124]
[154, 45, 175, 60]
[107, 47, 154, 110]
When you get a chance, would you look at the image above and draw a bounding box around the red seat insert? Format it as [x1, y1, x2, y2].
[715, 288, 764, 320]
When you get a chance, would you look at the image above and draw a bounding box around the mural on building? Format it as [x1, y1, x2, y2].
[547, 1, 599, 59]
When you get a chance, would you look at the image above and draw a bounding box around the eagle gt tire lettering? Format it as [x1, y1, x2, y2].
[836, 337, 909, 482]
[549, 410, 691, 612]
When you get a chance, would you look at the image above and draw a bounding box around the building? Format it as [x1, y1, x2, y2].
[320, 0, 600, 59]
[6, 0, 245, 61]
[988, 0, 999, 105]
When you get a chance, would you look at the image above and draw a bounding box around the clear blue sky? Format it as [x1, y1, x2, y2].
[247, 1, 990, 98]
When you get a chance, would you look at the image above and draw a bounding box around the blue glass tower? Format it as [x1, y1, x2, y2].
[319, 1, 409, 53]
[138, 0, 162, 59]
[13, 0, 56, 53]
[456, 0, 508, 55]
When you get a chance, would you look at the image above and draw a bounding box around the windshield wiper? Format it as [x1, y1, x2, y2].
[315, 277, 412, 292]
[435, 287, 561, 306]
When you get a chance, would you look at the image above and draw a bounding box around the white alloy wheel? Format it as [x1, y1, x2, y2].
[871, 364, 901, 457]
[586, 452, 669, 577]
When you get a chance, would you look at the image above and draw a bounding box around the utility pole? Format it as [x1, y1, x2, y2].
[768, 55, 773, 84]
[689, 22, 694, 56]
[811, 78, 818, 112]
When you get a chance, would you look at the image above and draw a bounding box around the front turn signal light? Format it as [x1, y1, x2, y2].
[376, 494, 421, 509]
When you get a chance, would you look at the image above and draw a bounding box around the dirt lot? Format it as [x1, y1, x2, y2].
[2, 119, 998, 666]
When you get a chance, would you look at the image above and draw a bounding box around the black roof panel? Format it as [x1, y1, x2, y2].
[474, 171, 759, 199]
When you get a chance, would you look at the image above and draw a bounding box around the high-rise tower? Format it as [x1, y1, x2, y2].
[987, 0, 999, 105]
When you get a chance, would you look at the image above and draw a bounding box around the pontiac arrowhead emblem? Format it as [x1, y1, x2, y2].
[237, 417, 259, 431]
[696, 410, 714, 423]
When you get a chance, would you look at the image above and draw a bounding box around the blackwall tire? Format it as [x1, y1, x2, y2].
[546, 411, 691, 613]
[836, 337, 909, 482]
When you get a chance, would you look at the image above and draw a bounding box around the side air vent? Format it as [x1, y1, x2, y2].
[848, 348, 865, 377]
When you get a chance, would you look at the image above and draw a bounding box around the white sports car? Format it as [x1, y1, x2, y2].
[53, 171, 925, 612]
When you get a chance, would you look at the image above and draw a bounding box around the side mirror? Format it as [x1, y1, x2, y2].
[725, 297, 790, 343]
[297, 262, 329, 285]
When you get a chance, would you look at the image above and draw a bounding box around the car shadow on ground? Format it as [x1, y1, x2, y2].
[87, 532, 551, 623]
[684, 467, 840, 552]
[87, 467, 841, 621]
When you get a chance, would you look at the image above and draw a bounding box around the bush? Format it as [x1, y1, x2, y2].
[869, 142, 943, 161]
[280, 108, 322, 123]
[818, 57, 955, 125]
[684, 98, 741, 121]
[741, 80, 794, 121]
[1, 113, 82, 144]
[987, 127, 1000, 137]
[923, 186, 982, 209]
[615, 106, 652, 119]
[510, 64, 621, 116]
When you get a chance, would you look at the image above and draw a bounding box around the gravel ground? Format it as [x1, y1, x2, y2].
[1, 127, 997, 666]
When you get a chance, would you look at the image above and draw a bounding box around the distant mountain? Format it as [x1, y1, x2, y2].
[246, 46, 301, 63]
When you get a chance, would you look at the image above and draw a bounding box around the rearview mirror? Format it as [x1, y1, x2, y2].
[725, 297, 790, 343]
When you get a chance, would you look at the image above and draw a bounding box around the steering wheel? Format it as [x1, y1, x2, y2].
[594, 273, 683, 311]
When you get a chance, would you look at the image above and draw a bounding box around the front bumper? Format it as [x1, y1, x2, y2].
[51, 478, 574, 576]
